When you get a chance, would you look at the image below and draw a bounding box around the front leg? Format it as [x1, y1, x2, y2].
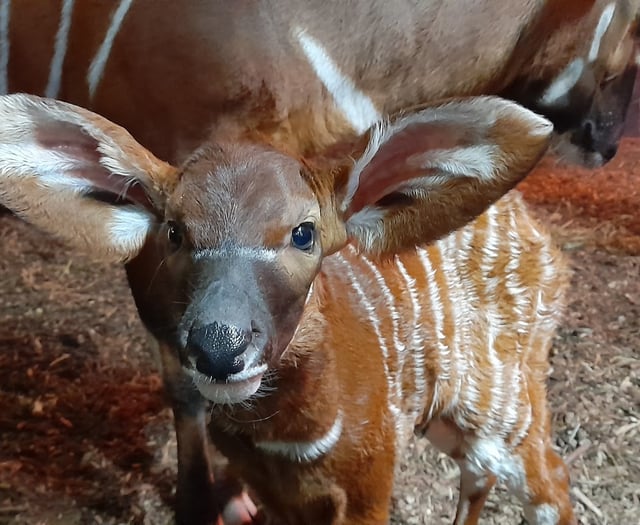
[156, 339, 257, 525]
[156, 338, 219, 524]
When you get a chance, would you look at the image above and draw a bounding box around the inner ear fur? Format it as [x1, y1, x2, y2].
[335, 97, 553, 256]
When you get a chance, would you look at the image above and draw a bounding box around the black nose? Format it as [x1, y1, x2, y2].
[187, 322, 251, 380]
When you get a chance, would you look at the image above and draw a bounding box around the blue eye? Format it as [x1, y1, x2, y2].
[291, 222, 315, 251]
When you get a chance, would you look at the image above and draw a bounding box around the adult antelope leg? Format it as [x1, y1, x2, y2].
[154, 339, 218, 524]
[155, 340, 256, 525]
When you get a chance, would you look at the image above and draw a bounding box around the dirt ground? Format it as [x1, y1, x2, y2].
[0, 139, 639, 525]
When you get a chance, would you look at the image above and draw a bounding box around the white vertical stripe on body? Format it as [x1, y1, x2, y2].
[496, 205, 530, 437]
[335, 253, 401, 429]
[294, 27, 381, 133]
[87, 0, 133, 99]
[396, 257, 427, 418]
[445, 228, 483, 418]
[480, 206, 506, 434]
[359, 249, 419, 443]
[436, 234, 467, 423]
[359, 252, 404, 392]
[417, 246, 447, 420]
[45, 0, 75, 98]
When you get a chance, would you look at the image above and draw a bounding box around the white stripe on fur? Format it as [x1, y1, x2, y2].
[295, 27, 381, 134]
[45, 0, 75, 98]
[539, 59, 584, 106]
[87, 0, 133, 99]
[589, 3, 616, 62]
[256, 411, 344, 463]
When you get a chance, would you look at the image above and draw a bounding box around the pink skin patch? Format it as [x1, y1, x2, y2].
[347, 123, 462, 216]
[219, 491, 259, 525]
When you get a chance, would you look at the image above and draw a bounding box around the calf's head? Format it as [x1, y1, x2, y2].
[0, 94, 551, 404]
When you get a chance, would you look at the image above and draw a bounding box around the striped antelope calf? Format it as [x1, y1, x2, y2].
[0, 0, 637, 166]
[0, 0, 633, 522]
[0, 92, 573, 524]
[0, 2, 633, 522]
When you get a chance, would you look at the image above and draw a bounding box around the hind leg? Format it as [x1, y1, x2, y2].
[453, 462, 497, 525]
[452, 432, 574, 525]
[505, 380, 576, 525]
[425, 418, 497, 525]
[512, 427, 575, 525]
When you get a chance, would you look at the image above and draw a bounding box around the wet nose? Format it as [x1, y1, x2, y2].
[187, 322, 251, 380]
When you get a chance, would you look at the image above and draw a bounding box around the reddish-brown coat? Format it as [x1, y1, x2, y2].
[3, 0, 637, 165]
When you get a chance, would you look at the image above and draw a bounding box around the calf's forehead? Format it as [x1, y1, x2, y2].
[167, 144, 319, 249]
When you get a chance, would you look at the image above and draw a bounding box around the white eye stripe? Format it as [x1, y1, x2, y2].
[192, 246, 278, 262]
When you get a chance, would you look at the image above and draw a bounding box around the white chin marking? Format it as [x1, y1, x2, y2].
[187, 364, 267, 404]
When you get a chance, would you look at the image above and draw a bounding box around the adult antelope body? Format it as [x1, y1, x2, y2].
[2, 92, 572, 524]
[0, 0, 637, 166]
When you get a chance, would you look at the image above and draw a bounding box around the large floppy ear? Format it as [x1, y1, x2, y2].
[338, 96, 553, 255]
[0, 93, 177, 261]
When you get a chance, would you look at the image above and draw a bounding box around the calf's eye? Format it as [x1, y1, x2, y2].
[167, 220, 183, 251]
[291, 222, 315, 252]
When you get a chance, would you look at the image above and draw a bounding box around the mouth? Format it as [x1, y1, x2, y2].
[549, 132, 609, 168]
[185, 363, 268, 404]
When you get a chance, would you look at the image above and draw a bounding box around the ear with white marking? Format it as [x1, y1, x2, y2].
[0, 93, 177, 261]
[339, 96, 552, 255]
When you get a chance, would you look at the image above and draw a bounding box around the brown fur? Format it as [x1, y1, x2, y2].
[0, 93, 566, 524]
[119, 100, 565, 524]
[200, 193, 573, 525]
[3, 0, 638, 165]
